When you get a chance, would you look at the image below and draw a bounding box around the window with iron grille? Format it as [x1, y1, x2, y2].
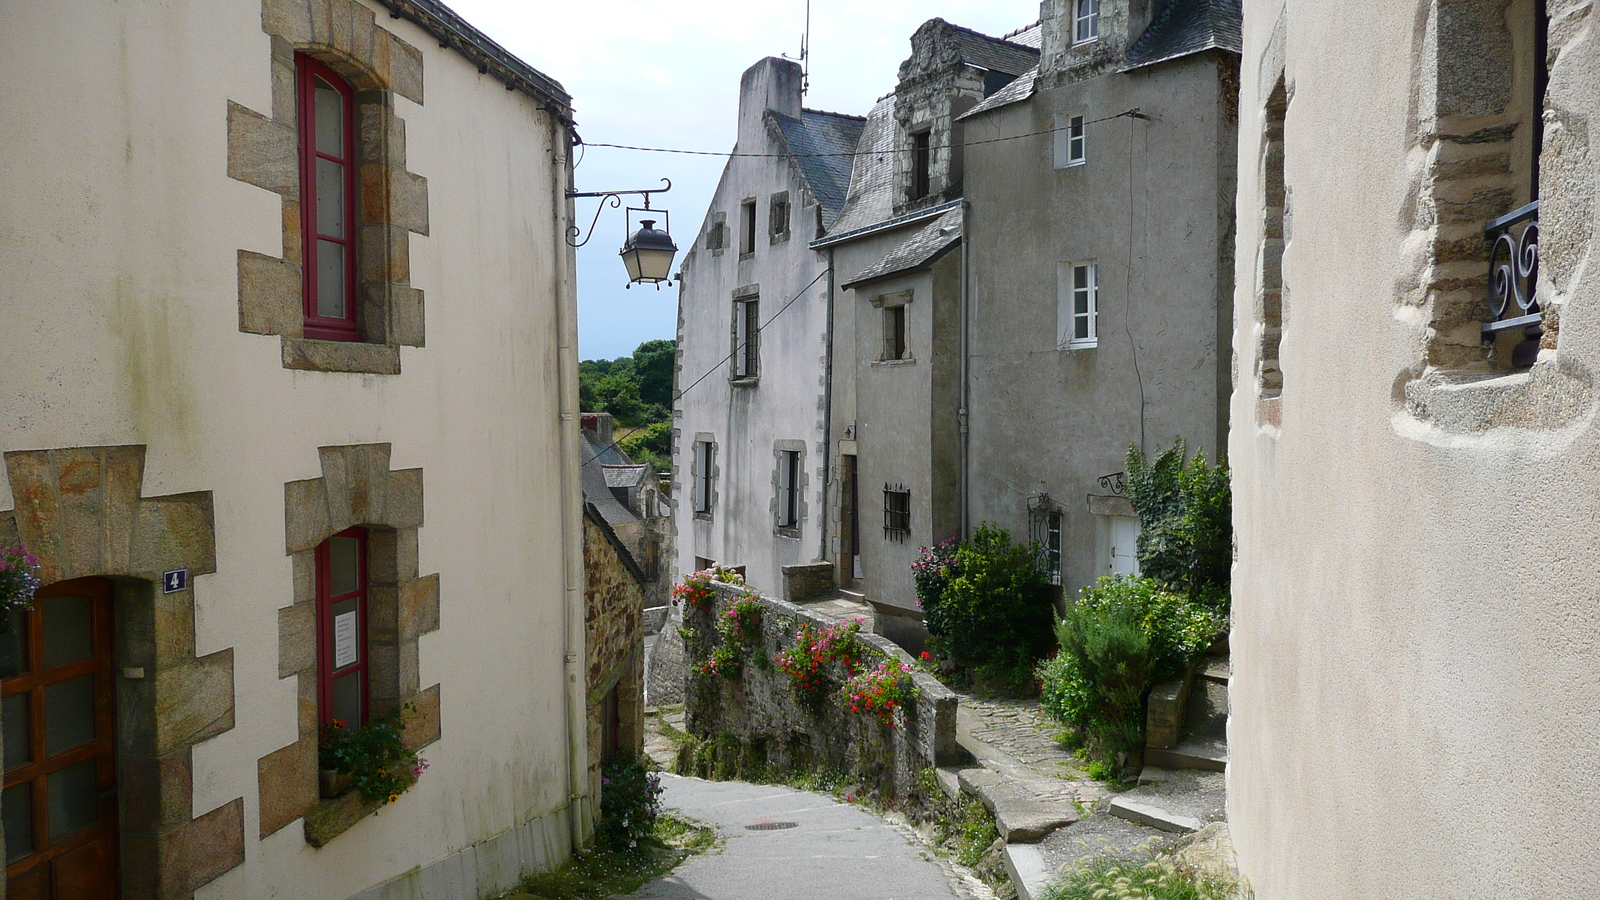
[776, 449, 801, 529]
[733, 297, 760, 379]
[883, 484, 911, 541]
[1028, 495, 1064, 586]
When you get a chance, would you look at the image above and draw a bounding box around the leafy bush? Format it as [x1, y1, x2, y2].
[911, 537, 961, 609]
[597, 759, 664, 852]
[618, 420, 672, 473]
[319, 713, 426, 803]
[1124, 441, 1231, 600]
[1039, 852, 1236, 900]
[672, 565, 745, 614]
[916, 525, 1054, 670]
[1038, 576, 1226, 775]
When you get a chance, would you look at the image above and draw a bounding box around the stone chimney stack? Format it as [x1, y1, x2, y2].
[580, 412, 614, 446]
[738, 57, 804, 149]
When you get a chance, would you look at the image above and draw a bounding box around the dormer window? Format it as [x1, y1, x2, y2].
[1074, 0, 1101, 44]
[911, 130, 932, 201]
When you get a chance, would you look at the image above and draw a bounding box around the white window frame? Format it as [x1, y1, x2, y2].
[1074, 0, 1100, 44]
[1057, 261, 1099, 350]
[693, 440, 714, 514]
[1054, 114, 1086, 168]
[776, 449, 801, 529]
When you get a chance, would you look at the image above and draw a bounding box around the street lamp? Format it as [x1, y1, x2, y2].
[567, 178, 678, 289]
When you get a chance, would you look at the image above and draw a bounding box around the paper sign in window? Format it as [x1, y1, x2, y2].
[333, 611, 358, 668]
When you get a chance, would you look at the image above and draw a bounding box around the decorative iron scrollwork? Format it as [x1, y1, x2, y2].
[1096, 471, 1127, 495]
[1484, 200, 1542, 367]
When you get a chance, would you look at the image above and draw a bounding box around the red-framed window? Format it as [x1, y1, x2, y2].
[316, 527, 369, 728]
[297, 54, 359, 342]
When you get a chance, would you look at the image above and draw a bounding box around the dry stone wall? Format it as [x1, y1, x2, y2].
[679, 582, 958, 805]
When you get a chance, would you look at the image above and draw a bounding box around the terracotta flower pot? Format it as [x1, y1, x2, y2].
[318, 768, 352, 799]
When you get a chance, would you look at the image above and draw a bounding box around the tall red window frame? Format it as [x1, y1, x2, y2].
[315, 527, 369, 728]
[296, 54, 360, 342]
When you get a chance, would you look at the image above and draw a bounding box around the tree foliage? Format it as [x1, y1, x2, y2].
[1123, 440, 1231, 600]
[578, 339, 676, 428]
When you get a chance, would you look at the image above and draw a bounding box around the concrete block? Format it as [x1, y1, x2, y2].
[226, 102, 297, 195]
[256, 738, 318, 837]
[1108, 796, 1201, 833]
[277, 602, 316, 677]
[1004, 842, 1051, 900]
[281, 337, 402, 375]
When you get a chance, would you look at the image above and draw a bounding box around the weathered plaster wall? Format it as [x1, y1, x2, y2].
[0, 1, 580, 897]
[673, 58, 832, 596]
[1230, 1, 1600, 897]
[963, 52, 1235, 599]
[678, 582, 959, 802]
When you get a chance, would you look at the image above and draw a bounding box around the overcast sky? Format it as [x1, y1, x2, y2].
[444, 0, 1041, 360]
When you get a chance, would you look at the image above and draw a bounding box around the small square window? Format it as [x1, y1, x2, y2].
[1058, 261, 1098, 349]
[1074, 0, 1100, 44]
[770, 192, 791, 243]
[883, 484, 911, 541]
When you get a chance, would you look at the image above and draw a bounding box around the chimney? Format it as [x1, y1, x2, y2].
[738, 57, 804, 149]
[580, 412, 614, 446]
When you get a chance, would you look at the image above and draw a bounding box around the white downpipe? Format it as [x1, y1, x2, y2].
[549, 113, 592, 850]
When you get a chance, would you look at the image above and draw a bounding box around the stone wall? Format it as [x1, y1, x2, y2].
[583, 507, 645, 793]
[679, 582, 958, 805]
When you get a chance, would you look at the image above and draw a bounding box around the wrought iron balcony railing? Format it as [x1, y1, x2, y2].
[1484, 200, 1542, 368]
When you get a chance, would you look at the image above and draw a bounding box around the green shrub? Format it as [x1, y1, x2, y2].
[1038, 576, 1226, 776]
[916, 525, 1054, 670]
[597, 759, 664, 852]
[1124, 441, 1231, 601]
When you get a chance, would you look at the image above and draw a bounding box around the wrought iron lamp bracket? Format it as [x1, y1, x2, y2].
[565, 177, 672, 248]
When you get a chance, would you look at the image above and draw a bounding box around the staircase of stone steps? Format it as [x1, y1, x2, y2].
[1107, 650, 1230, 833]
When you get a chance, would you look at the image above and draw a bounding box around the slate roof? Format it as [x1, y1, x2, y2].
[840, 208, 963, 289]
[1122, 0, 1243, 71]
[581, 432, 639, 529]
[1003, 22, 1044, 49]
[815, 96, 898, 240]
[602, 465, 649, 490]
[773, 109, 866, 226]
[948, 26, 1041, 77]
[957, 65, 1039, 120]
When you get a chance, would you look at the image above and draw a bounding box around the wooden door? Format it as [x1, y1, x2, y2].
[3, 577, 118, 899]
[839, 454, 858, 584]
[1109, 516, 1140, 577]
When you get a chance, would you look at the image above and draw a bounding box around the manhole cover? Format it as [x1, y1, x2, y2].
[744, 821, 798, 831]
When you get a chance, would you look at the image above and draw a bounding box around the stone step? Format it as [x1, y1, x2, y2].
[1003, 843, 1050, 900]
[1144, 735, 1227, 772]
[1201, 654, 1230, 684]
[957, 767, 1079, 843]
[1107, 767, 1226, 834]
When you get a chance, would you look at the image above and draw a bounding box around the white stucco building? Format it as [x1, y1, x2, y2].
[0, 1, 592, 897]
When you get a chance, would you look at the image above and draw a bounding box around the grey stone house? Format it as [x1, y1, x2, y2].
[959, 0, 1240, 598]
[671, 58, 863, 597]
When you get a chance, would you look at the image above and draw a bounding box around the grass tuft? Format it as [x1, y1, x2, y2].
[489, 813, 716, 900]
[1037, 850, 1235, 900]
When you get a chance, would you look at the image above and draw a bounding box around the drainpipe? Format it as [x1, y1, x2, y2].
[550, 113, 592, 849]
[958, 199, 971, 540]
[819, 256, 834, 565]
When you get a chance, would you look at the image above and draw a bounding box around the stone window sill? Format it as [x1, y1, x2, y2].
[871, 358, 916, 368]
[770, 233, 790, 245]
[775, 526, 802, 540]
[303, 774, 416, 848]
[739, 252, 755, 262]
[282, 337, 402, 375]
[694, 512, 714, 522]
[730, 376, 760, 388]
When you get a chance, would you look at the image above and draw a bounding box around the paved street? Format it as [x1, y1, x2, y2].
[624, 774, 964, 900]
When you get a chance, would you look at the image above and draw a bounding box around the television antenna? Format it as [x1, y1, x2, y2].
[782, 0, 811, 95]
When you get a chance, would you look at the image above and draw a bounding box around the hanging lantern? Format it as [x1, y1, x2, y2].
[619, 217, 678, 288]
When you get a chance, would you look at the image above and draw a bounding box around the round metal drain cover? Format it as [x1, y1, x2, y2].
[744, 821, 798, 831]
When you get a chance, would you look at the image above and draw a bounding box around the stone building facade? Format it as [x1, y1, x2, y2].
[0, 1, 591, 898]
[960, 0, 1239, 598]
[582, 506, 645, 796]
[671, 58, 863, 596]
[1229, 0, 1600, 895]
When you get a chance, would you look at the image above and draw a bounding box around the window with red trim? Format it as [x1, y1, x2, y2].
[297, 55, 359, 342]
[316, 527, 369, 727]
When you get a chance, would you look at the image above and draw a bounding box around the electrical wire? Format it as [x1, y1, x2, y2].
[576, 109, 1144, 159]
[579, 267, 830, 468]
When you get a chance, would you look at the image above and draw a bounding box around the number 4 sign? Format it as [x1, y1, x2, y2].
[162, 569, 188, 594]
